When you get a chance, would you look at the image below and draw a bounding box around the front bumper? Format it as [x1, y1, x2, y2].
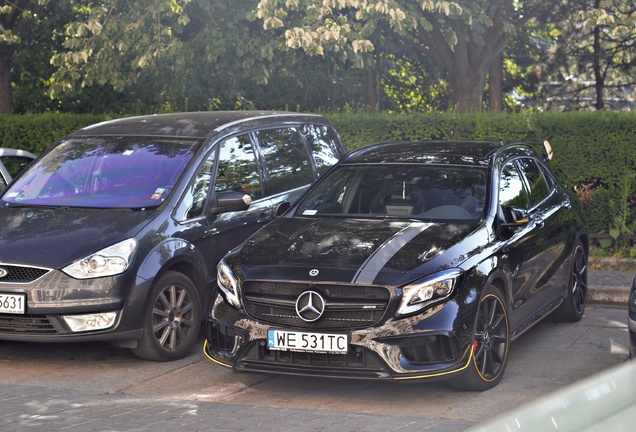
[0, 267, 145, 343]
[204, 293, 477, 381]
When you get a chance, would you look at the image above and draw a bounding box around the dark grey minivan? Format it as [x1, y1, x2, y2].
[0, 111, 345, 361]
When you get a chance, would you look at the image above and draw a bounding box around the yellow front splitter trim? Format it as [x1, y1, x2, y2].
[393, 346, 473, 380]
[203, 338, 473, 380]
[203, 339, 233, 368]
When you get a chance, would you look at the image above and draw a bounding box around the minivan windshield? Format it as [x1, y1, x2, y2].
[296, 164, 488, 221]
[1, 137, 200, 209]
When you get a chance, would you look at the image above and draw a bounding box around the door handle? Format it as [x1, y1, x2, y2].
[256, 213, 272, 224]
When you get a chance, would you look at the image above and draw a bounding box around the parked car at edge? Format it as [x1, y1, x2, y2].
[204, 140, 589, 390]
[628, 272, 636, 358]
[0, 147, 36, 192]
[0, 111, 345, 361]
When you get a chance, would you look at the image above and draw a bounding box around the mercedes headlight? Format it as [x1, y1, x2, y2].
[397, 269, 463, 317]
[217, 258, 241, 308]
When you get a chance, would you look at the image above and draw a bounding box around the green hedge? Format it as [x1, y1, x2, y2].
[1, 111, 634, 243]
[327, 111, 636, 238]
[0, 113, 110, 155]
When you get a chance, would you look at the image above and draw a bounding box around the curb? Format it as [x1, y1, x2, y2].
[588, 286, 630, 305]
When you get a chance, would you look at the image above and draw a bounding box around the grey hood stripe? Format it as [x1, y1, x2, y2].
[351, 223, 430, 284]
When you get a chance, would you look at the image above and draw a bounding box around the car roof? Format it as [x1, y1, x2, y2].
[341, 141, 541, 167]
[69, 111, 330, 139]
[0, 148, 37, 159]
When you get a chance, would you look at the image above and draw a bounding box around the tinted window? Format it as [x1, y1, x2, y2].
[255, 128, 314, 196]
[2, 138, 198, 209]
[517, 158, 550, 206]
[300, 125, 342, 175]
[0, 155, 33, 178]
[499, 161, 529, 209]
[297, 164, 486, 220]
[175, 150, 216, 221]
[215, 135, 262, 198]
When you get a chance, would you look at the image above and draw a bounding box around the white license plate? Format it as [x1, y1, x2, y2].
[267, 329, 348, 354]
[0, 293, 26, 314]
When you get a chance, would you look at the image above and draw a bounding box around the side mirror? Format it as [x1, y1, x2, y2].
[542, 140, 553, 161]
[210, 191, 252, 215]
[274, 201, 291, 217]
[500, 206, 530, 229]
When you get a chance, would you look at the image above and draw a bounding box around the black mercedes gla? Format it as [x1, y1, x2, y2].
[205, 140, 589, 390]
[0, 111, 345, 361]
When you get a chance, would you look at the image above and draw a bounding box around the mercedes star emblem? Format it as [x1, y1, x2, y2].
[295, 290, 325, 322]
[309, 269, 319, 277]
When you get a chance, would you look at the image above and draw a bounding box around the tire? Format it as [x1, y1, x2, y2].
[552, 240, 588, 322]
[131, 271, 201, 361]
[449, 285, 510, 391]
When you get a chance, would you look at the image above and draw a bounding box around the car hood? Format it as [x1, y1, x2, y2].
[238, 217, 486, 286]
[0, 206, 157, 268]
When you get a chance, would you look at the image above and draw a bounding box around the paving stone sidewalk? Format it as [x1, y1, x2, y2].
[0, 384, 474, 432]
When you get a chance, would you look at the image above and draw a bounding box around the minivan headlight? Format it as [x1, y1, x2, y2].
[397, 269, 463, 317]
[63, 239, 137, 279]
[217, 259, 241, 309]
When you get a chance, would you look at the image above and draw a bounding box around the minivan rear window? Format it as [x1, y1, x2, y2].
[1, 137, 200, 209]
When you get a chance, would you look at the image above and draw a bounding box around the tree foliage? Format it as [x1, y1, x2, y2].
[3, 0, 636, 114]
[254, 0, 556, 112]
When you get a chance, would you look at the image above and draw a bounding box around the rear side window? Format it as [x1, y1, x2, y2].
[300, 125, 342, 175]
[255, 128, 314, 196]
[517, 158, 551, 207]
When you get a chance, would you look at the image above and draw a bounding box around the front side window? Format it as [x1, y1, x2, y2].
[2, 137, 199, 209]
[215, 135, 262, 198]
[300, 124, 343, 175]
[296, 164, 487, 221]
[499, 161, 529, 209]
[255, 128, 314, 196]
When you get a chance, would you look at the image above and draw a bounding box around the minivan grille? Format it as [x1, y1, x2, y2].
[241, 281, 390, 329]
[0, 264, 51, 284]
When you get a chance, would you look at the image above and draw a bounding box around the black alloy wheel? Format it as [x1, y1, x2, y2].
[553, 240, 588, 322]
[132, 271, 201, 361]
[449, 285, 509, 391]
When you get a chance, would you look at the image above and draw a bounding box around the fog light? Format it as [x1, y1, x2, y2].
[62, 312, 118, 332]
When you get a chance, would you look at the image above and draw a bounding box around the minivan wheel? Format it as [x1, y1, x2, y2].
[448, 285, 509, 391]
[132, 271, 201, 361]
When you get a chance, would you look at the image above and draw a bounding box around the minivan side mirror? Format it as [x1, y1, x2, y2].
[274, 201, 291, 217]
[210, 191, 252, 215]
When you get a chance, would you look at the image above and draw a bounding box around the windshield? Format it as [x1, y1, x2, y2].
[1, 137, 200, 209]
[296, 164, 487, 221]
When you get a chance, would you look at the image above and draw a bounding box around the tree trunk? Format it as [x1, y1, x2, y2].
[365, 66, 379, 112]
[0, 44, 14, 114]
[592, 19, 605, 110]
[489, 54, 503, 113]
[449, 65, 488, 112]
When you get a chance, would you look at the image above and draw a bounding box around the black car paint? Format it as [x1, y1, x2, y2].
[0, 111, 345, 358]
[204, 140, 589, 385]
